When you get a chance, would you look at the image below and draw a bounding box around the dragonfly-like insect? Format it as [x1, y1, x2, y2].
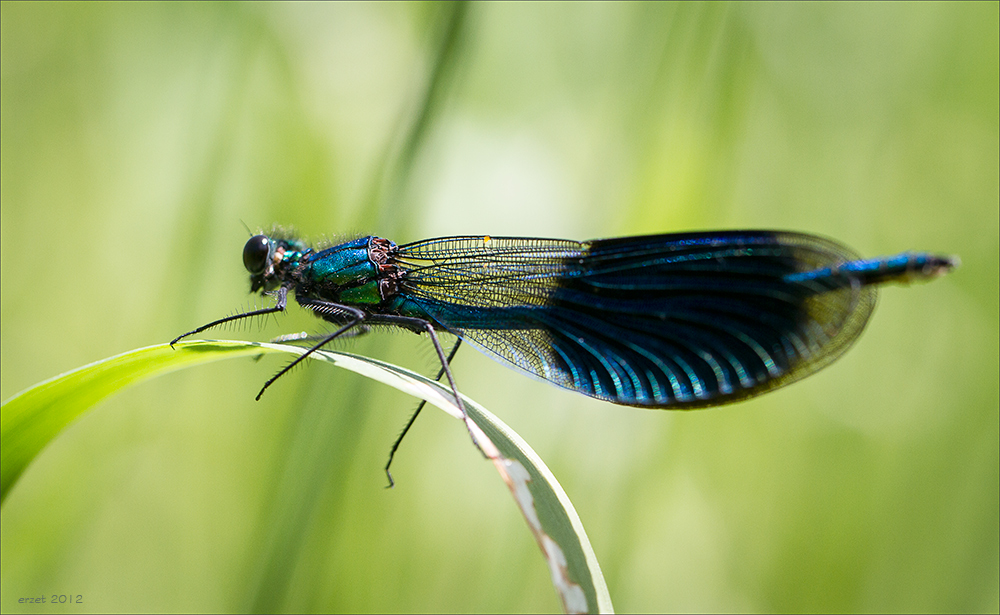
[171, 230, 957, 484]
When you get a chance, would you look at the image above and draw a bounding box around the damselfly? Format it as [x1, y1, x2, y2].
[171, 230, 956, 483]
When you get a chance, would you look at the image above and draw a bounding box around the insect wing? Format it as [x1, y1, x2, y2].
[396, 232, 876, 408]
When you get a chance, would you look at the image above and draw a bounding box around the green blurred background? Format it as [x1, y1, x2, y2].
[2, 2, 997, 612]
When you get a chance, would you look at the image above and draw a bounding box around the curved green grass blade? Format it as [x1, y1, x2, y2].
[459, 393, 614, 614]
[0, 339, 612, 613]
[1, 341, 268, 503]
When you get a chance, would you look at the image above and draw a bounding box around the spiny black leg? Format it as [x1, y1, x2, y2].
[255, 315, 364, 401]
[420, 325, 488, 461]
[385, 338, 463, 488]
[359, 313, 488, 466]
[171, 286, 290, 347]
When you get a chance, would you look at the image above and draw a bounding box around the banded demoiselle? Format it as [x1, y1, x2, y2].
[171, 230, 956, 483]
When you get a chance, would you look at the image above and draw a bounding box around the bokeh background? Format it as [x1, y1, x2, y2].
[2, 3, 997, 612]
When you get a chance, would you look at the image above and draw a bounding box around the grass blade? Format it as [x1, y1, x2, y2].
[0, 339, 612, 613]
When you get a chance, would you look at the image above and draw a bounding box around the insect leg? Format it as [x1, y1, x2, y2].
[366, 313, 490, 466]
[420, 324, 490, 461]
[170, 286, 290, 347]
[254, 301, 367, 401]
[384, 338, 463, 488]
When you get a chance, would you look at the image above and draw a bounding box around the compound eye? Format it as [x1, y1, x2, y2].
[243, 235, 271, 275]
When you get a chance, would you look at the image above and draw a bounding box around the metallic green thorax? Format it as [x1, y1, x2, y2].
[259, 235, 404, 307]
[302, 237, 400, 305]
